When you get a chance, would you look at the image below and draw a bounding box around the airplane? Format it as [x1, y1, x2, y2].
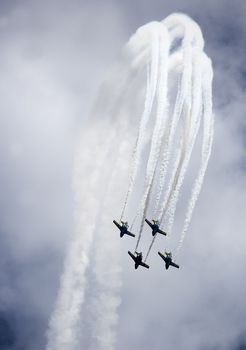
[145, 219, 167, 236]
[128, 251, 150, 269]
[113, 220, 135, 238]
[158, 251, 179, 270]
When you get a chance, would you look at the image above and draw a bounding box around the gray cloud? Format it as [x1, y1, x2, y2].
[0, 0, 246, 349]
[0, 1, 126, 348]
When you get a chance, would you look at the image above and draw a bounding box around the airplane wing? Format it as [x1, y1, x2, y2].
[128, 251, 136, 262]
[126, 231, 135, 238]
[158, 251, 165, 261]
[145, 218, 153, 229]
[157, 228, 167, 236]
[170, 261, 180, 269]
[113, 220, 121, 230]
[140, 262, 150, 269]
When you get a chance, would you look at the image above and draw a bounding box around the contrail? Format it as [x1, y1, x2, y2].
[47, 13, 213, 350]
[175, 56, 214, 258]
[134, 24, 170, 251]
[144, 16, 213, 262]
[162, 51, 203, 231]
[89, 139, 131, 350]
[46, 48, 141, 350]
[120, 22, 160, 222]
[156, 13, 203, 223]
[144, 15, 198, 260]
[46, 124, 119, 350]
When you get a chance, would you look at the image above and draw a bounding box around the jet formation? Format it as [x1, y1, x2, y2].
[113, 218, 179, 271]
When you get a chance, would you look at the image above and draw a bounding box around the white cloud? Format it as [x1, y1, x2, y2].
[0, 1, 246, 350]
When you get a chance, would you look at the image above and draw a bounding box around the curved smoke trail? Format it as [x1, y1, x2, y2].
[46, 122, 119, 350]
[134, 25, 170, 251]
[175, 57, 214, 258]
[90, 139, 132, 350]
[120, 22, 160, 222]
[47, 13, 213, 350]
[144, 15, 204, 261]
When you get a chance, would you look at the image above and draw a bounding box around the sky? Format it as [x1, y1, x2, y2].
[0, 0, 246, 349]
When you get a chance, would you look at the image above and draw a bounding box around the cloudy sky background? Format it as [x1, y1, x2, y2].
[0, 0, 246, 349]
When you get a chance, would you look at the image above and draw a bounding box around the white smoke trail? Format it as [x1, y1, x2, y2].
[120, 22, 160, 221]
[144, 15, 197, 260]
[46, 22, 160, 350]
[46, 123, 118, 350]
[144, 16, 213, 262]
[175, 57, 214, 257]
[134, 25, 170, 250]
[159, 53, 213, 261]
[91, 15, 213, 348]
[90, 139, 131, 350]
[144, 100, 193, 261]
[47, 13, 213, 350]
[162, 50, 203, 231]
[46, 45, 143, 349]
[155, 14, 203, 221]
[144, 112, 189, 261]
[88, 22, 168, 349]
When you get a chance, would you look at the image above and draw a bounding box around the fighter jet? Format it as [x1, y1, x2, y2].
[128, 251, 150, 269]
[145, 219, 167, 236]
[113, 220, 135, 238]
[158, 251, 179, 270]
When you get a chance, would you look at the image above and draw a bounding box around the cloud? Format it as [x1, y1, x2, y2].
[0, 0, 246, 350]
[0, 0, 126, 349]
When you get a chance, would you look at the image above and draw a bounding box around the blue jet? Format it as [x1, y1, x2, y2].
[113, 220, 135, 238]
[158, 251, 179, 270]
[145, 219, 167, 236]
[128, 251, 150, 269]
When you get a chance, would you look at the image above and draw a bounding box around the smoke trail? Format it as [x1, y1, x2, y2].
[91, 15, 212, 347]
[90, 139, 131, 350]
[134, 25, 170, 251]
[157, 16, 208, 239]
[144, 113, 189, 262]
[162, 51, 203, 229]
[144, 96, 194, 261]
[47, 13, 213, 350]
[155, 14, 200, 221]
[46, 43, 143, 349]
[88, 23, 168, 349]
[46, 122, 119, 350]
[46, 21, 159, 350]
[144, 15, 214, 263]
[84, 24, 165, 347]
[175, 57, 214, 258]
[144, 16, 196, 260]
[120, 22, 160, 221]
